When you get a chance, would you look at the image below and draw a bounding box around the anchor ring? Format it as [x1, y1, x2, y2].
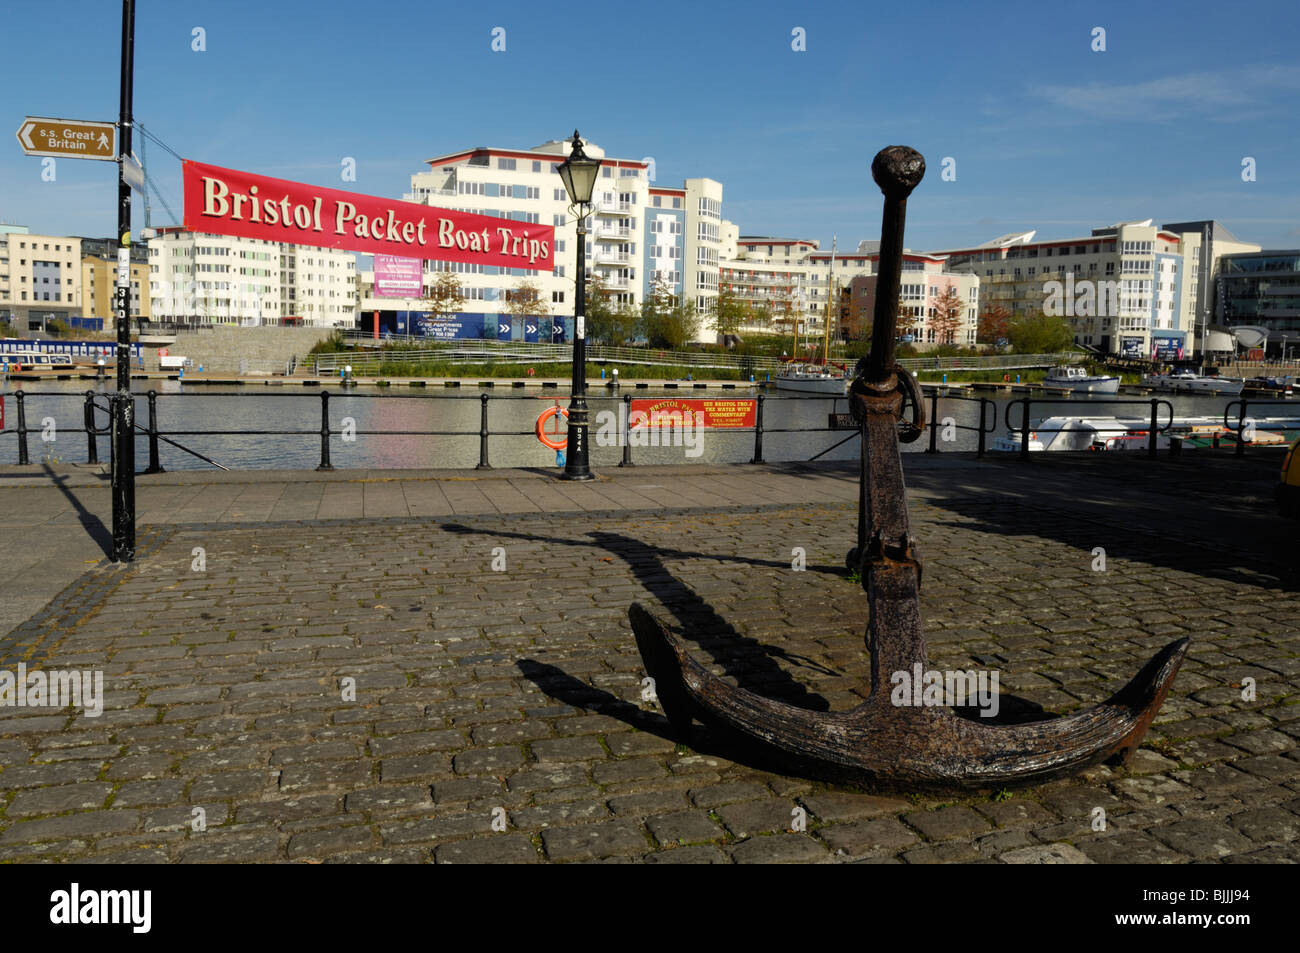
[849, 361, 926, 443]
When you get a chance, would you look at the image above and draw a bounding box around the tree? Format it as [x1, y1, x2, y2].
[425, 271, 465, 320]
[930, 286, 964, 346]
[1008, 313, 1074, 354]
[896, 302, 920, 337]
[642, 274, 700, 349]
[503, 279, 549, 317]
[978, 303, 1013, 346]
[582, 273, 622, 345]
[710, 283, 748, 339]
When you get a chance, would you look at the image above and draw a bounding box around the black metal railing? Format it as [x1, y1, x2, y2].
[1223, 398, 1300, 457]
[1, 388, 1293, 472]
[2, 389, 861, 471]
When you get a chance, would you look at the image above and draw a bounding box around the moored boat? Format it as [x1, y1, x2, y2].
[1041, 365, 1120, 394]
[773, 363, 849, 395]
[1140, 369, 1245, 396]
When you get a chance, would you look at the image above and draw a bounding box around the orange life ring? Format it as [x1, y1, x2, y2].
[536, 406, 569, 450]
[527, 367, 535, 377]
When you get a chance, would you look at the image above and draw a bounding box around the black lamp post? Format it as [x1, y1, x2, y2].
[555, 130, 601, 481]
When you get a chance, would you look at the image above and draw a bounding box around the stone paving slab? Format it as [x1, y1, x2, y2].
[0, 449, 1296, 863]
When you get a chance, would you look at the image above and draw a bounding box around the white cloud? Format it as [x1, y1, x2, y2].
[1031, 65, 1300, 120]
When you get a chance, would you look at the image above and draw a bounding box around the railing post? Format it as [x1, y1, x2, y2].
[1019, 397, 1031, 461]
[144, 390, 164, 474]
[1148, 398, 1159, 458]
[619, 393, 634, 467]
[15, 390, 29, 465]
[750, 393, 765, 464]
[926, 391, 939, 453]
[83, 391, 98, 465]
[977, 397, 989, 458]
[476, 393, 491, 470]
[316, 391, 334, 471]
[1236, 398, 1248, 457]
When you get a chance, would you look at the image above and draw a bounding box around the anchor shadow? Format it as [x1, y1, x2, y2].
[441, 521, 835, 711]
[442, 520, 1054, 758]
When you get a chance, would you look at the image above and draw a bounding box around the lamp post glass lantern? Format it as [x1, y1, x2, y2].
[556, 130, 602, 481]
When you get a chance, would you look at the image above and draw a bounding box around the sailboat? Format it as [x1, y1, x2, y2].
[774, 238, 850, 395]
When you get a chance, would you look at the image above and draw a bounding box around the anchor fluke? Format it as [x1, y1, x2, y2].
[629, 603, 1189, 791]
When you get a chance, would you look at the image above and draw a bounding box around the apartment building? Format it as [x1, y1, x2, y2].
[0, 225, 82, 331]
[717, 235, 874, 338]
[848, 254, 981, 348]
[81, 237, 149, 329]
[375, 137, 722, 342]
[147, 228, 357, 327]
[933, 219, 1263, 359]
[936, 222, 1183, 358]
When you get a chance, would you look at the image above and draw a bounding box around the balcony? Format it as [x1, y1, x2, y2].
[603, 277, 632, 290]
[595, 251, 631, 266]
[594, 226, 632, 241]
[596, 201, 633, 215]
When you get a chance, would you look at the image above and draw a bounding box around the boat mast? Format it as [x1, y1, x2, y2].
[824, 236, 835, 365]
[792, 276, 800, 361]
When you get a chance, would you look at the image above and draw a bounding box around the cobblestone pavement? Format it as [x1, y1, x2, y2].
[0, 458, 1297, 863]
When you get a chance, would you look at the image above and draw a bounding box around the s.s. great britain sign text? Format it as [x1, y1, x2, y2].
[182, 160, 554, 270]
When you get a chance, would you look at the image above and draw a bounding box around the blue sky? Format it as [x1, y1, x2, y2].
[2, 0, 1297, 253]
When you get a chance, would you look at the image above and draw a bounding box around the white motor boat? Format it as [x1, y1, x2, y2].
[992, 416, 1151, 452]
[1041, 365, 1120, 394]
[1140, 369, 1244, 396]
[993, 413, 1300, 452]
[773, 363, 849, 395]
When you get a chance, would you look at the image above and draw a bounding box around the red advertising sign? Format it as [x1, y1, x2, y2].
[629, 398, 757, 429]
[182, 160, 555, 270]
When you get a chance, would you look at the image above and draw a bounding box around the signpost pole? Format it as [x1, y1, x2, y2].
[111, 0, 136, 562]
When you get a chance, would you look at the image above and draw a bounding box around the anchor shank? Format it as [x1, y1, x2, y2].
[865, 146, 926, 385]
[861, 401, 926, 696]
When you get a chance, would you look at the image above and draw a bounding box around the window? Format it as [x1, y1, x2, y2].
[497, 158, 516, 171]
[672, 198, 681, 209]
[652, 196, 661, 207]
[532, 161, 541, 173]
[554, 188, 567, 201]
[601, 167, 612, 178]
[552, 291, 565, 303]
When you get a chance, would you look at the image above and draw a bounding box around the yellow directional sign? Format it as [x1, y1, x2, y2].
[15, 117, 117, 161]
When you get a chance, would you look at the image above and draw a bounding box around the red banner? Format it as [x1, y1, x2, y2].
[182, 160, 555, 270]
[629, 398, 757, 429]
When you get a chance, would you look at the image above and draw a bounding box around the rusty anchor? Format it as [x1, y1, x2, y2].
[628, 146, 1188, 791]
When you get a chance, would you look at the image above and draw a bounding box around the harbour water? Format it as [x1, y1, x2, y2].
[3, 378, 1296, 472]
